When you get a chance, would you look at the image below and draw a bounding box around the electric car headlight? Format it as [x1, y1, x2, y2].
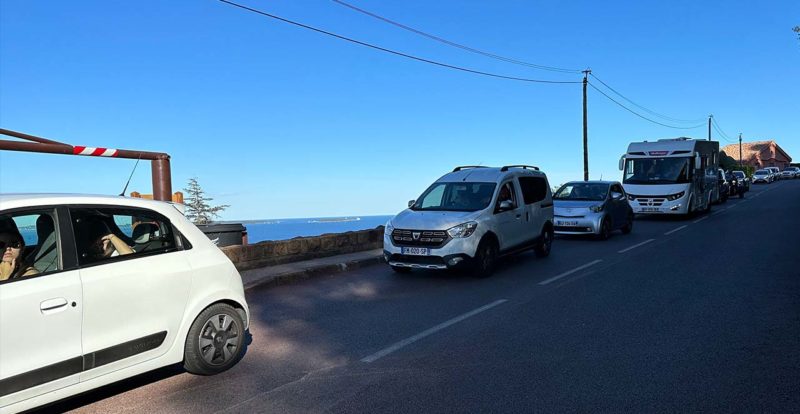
[447, 221, 478, 238]
[589, 204, 604, 213]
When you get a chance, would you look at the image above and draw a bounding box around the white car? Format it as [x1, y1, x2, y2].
[752, 169, 772, 184]
[384, 165, 554, 277]
[0, 194, 249, 413]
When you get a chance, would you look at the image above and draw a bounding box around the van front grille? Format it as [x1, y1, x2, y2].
[391, 229, 449, 248]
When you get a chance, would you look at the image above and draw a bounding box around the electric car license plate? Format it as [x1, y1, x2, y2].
[641, 207, 660, 212]
[557, 220, 578, 226]
[402, 247, 429, 256]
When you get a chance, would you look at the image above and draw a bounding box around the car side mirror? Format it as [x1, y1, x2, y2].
[408, 200, 416, 208]
[498, 200, 513, 211]
[611, 192, 624, 200]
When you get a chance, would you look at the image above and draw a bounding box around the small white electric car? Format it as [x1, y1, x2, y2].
[0, 194, 249, 413]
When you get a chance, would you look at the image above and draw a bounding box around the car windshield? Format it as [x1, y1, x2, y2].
[623, 157, 691, 184]
[733, 172, 745, 178]
[411, 182, 497, 212]
[755, 171, 768, 175]
[554, 183, 609, 201]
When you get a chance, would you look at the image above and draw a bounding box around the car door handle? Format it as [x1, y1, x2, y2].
[40, 298, 69, 315]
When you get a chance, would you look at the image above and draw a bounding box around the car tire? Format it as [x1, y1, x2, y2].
[534, 227, 553, 258]
[597, 218, 612, 241]
[184, 303, 246, 376]
[391, 265, 412, 274]
[621, 213, 634, 234]
[473, 238, 498, 278]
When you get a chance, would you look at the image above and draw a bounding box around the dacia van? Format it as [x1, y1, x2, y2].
[383, 166, 554, 277]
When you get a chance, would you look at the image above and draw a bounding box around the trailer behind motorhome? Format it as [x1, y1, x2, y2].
[619, 138, 720, 216]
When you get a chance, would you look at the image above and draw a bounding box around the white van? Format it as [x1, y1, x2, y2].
[383, 166, 554, 277]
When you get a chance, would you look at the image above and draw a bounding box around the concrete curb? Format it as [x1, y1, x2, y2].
[243, 254, 384, 291]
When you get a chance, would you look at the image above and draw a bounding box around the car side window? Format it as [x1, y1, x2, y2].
[495, 181, 518, 211]
[0, 210, 61, 284]
[518, 176, 548, 204]
[71, 207, 177, 266]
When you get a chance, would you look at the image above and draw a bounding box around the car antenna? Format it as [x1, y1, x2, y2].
[119, 155, 141, 196]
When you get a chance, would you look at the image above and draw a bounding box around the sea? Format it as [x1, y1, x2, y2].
[239, 215, 393, 243]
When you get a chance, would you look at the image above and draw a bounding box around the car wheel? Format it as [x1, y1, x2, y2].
[597, 218, 612, 240]
[621, 213, 634, 234]
[534, 227, 553, 258]
[391, 265, 412, 274]
[184, 303, 246, 376]
[473, 238, 498, 278]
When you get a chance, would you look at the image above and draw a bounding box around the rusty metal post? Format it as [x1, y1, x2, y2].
[151, 158, 172, 201]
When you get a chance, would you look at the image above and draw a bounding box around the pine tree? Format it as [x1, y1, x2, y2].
[183, 177, 229, 224]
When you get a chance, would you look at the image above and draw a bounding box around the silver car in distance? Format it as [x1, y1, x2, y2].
[553, 181, 634, 240]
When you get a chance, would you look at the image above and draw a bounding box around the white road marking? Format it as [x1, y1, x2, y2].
[617, 238, 655, 253]
[360, 299, 508, 363]
[713, 209, 725, 215]
[693, 216, 708, 224]
[538, 259, 603, 286]
[664, 225, 688, 235]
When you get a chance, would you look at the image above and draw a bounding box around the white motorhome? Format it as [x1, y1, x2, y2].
[619, 138, 720, 216]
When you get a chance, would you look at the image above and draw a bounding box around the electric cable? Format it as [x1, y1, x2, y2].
[332, 0, 582, 74]
[588, 82, 707, 129]
[219, 0, 581, 84]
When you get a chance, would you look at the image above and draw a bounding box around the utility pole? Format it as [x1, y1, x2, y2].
[708, 115, 713, 141]
[739, 133, 743, 169]
[582, 69, 591, 181]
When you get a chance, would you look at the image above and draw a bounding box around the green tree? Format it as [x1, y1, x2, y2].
[183, 177, 230, 224]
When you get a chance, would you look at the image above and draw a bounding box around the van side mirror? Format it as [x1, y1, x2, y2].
[408, 200, 416, 208]
[618, 156, 625, 171]
[498, 200, 514, 211]
[694, 153, 702, 170]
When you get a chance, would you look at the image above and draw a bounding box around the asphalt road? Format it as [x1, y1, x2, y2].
[40, 180, 800, 413]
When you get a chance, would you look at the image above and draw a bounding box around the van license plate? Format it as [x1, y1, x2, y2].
[557, 220, 578, 226]
[402, 247, 429, 256]
[641, 207, 660, 212]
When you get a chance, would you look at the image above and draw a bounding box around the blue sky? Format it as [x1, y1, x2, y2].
[1, 0, 798, 219]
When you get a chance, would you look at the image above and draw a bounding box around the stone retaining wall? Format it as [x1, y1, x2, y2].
[221, 227, 385, 271]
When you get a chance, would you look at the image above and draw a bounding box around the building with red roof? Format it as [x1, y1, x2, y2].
[721, 140, 792, 170]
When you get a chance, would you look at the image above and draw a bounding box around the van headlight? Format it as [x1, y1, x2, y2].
[447, 221, 478, 238]
[667, 191, 685, 201]
[384, 222, 394, 236]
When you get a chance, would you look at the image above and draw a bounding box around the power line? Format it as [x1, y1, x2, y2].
[590, 73, 707, 124]
[588, 82, 707, 130]
[218, 0, 581, 84]
[711, 118, 736, 143]
[332, 0, 582, 74]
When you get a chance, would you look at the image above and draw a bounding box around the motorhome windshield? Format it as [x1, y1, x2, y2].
[624, 157, 692, 185]
[411, 182, 497, 212]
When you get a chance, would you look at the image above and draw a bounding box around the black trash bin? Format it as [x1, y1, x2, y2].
[196, 223, 246, 247]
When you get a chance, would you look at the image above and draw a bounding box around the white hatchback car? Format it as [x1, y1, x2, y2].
[0, 194, 249, 413]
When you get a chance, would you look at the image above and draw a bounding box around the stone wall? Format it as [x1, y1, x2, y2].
[221, 227, 385, 271]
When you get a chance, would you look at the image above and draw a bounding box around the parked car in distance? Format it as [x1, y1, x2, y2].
[767, 167, 781, 181]
[553, 181, 633, 240]
[716, 169, 729, 203]
[0, 194, 250, 414]
[752, 169, 772, 184]
[732, 170, 750, 191]
[383, 165, 554, 277]
[781, 166, 800, 179]
[725, 171, 745, 198]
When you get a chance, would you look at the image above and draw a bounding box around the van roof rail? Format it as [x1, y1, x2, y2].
[452, 166, 488, 172]
[500, 165, 539, 172]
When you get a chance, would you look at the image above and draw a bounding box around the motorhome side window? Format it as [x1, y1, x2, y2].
[71, 208, 177, 266]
